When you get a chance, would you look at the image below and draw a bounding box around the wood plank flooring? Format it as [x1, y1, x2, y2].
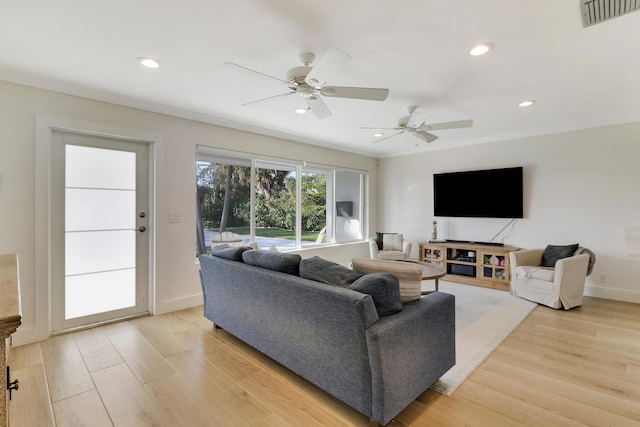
[9, 296, 640, 426]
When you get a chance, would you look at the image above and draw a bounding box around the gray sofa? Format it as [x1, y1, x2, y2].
[199, 249, 455, 426]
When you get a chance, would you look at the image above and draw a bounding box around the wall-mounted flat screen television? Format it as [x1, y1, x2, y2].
[433, 166, 524, 218]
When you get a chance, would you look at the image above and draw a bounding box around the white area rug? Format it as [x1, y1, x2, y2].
[429, 281, 536, 395]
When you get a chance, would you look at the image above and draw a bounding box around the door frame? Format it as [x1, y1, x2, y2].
[25, 116, 158, 344]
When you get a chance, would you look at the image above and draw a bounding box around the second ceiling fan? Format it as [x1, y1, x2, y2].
[225, 47, 389, 119]
[362, 106, 473, 144]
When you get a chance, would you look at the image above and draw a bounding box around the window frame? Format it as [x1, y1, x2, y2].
[195, 146, 368, 251]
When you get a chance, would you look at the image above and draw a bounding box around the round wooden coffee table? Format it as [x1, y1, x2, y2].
[402, 260, 446, 294]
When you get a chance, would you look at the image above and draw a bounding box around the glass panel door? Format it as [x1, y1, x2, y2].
[65, 145, 137, 319]
[52, 131, 149, 331]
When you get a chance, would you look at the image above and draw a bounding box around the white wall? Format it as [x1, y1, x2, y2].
[378, 122, 640, 303]
[0, 81, 378, 344]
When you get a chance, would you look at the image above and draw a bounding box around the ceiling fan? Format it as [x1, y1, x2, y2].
[224, 47, 389, 120]
[362, 106, 473, 144]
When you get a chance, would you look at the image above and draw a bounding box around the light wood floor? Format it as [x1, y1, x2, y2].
[9, 296, 640, 426]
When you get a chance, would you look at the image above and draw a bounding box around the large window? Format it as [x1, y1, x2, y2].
[196, 149, 366, 254]
[254, 161, 297, 249]
[196, 155, 251, 255]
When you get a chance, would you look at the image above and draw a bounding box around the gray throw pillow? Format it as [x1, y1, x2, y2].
[242, 250, 302, 275]
[541, 244, 579, 267]
[349, 273, 403, 316]
[210, 245, 253, 262]
[299, 256, 363, 287]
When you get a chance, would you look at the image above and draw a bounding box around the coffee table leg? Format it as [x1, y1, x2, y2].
[421, 278, 440, 295]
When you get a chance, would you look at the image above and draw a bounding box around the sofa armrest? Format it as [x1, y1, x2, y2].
[365, 292, 455, 425]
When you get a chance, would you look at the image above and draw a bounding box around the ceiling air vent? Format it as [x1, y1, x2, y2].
[581, 0, 640, 27]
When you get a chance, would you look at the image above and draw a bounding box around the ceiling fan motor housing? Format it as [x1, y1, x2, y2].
[287, 66, 313, 87]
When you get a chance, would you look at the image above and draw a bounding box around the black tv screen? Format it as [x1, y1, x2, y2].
[433, 167, 524, 218]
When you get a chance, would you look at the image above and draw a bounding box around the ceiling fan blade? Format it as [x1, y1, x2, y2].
[407, 111, 427, 129]
[360, 126, 404, 130]
[242, 92, 293, 106]
[420, 119, 473, 131]
[320, 86, 389, 101]
[224, 62, 288, 85]
[372, 130, 405, 144]
[304, 47, 350, 88]
[305, 96, 332, 119]
[414, 130, 439, 143]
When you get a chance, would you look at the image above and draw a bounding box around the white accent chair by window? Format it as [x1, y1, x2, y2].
[369, 233, 412, 260]
[210, 231, 245, 248]
[509, 244, 595, 310]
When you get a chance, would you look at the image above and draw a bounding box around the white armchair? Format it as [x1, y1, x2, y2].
[509, 245, 595, 310]
[369, 233, 412, 260]
[210, 231, 245, 248]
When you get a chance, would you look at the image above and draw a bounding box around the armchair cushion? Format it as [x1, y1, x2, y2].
[383, 233, 404, 251]
[541, 244, 579, 267]
[516, 266, 555, 282]
[376, 232, 400, 250]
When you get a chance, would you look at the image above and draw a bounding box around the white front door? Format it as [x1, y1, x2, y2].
[51, 130, 150, 332]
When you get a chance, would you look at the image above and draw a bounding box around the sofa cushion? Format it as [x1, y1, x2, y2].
[351, 258, 423, 304]
[210, 245, 253, 262]
[349, 273, 403, 316]
[541, 244, 579, 267]
[242, 250, 302, 275]
[299, 256, 363, 287]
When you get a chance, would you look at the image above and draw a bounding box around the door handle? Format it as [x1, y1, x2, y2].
[138, 226, 147, 232]
[7, 366, 18, 400]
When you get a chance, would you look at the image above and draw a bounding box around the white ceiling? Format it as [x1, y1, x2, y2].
[2, 0, 640, 157]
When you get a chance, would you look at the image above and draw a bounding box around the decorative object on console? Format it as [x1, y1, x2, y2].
[509, 245, 595, 309]
[370, 233, 412, 260]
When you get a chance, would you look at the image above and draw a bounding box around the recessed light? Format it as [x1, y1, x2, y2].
[138, 57, 160, 69]
[295, 108, 307, 114]
[373, 132, 384, 137]
[470, 43, 494, 56]
[518, 100, 536, 107]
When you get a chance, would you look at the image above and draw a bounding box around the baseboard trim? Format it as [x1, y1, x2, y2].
[584, 284, 640, 304]
[155, 293, 203, 315]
